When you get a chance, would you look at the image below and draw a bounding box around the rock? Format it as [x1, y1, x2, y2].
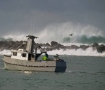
[80, 45, 89, 50]
[50, 41, 64, 49]
[70, 45, 79, 50]
[92, 42, 99, 47]
[51, 41, 59, 47]
[0, 41, 26, 50]
[97, 44, 105, 53]
[0, 40, 105, 54]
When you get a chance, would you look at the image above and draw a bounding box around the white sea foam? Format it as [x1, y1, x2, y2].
[48, 47, 105, 56]
[24, 71, 32, 74]
[0, 50, 11, 55]
[0, 47, 105, 57]
[61, 43, 90, 46]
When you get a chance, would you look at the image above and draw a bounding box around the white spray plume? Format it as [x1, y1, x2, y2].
[1, 47, 105, 57]
[0, 50, 11, 55]
[47, 47, 105, 56]
[2, 22, 104, 43]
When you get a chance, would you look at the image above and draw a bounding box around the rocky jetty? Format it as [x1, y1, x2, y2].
[0, 41, 105, 53]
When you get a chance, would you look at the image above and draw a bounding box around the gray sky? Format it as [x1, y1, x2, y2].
[0, 0, 105, 37]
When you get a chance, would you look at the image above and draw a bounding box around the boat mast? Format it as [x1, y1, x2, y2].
[26, 35, 38, 54]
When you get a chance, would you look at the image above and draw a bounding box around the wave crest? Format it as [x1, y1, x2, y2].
[2, 22, 105, 44]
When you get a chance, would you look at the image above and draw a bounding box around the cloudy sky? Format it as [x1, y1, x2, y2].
[0, 0, 105, 38]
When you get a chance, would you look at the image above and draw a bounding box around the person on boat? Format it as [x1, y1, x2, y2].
[42, 52, 48, 61]
[54, 54, 60, 60]
[38, 46, 43, 53]
[45, 52, 48, 58]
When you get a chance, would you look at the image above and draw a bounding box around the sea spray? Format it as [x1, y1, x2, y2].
[0, 49, 11, 55]
[47, 47, 105, 56]
[36, 22, 105, 43]
[1, 47, 105, 56]
[1, 22, 105, 44]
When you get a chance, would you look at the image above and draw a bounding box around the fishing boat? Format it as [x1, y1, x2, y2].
[3, 35, 66, 72]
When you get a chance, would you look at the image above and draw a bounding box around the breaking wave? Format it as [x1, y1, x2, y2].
[0, 37, 13, 41]
[62, 35, 105, 44]
[1, 22, 105, 56]
[2, 22, 105, 44]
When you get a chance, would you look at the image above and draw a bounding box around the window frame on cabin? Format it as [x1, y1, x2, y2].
[13, 52, 17, 56]
[21, 53, 26, 57]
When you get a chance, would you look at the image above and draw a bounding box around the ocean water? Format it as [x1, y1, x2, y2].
[0, 55, 105, 90]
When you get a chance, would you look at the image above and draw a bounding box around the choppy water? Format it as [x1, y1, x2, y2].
[0, 55, 105, 90]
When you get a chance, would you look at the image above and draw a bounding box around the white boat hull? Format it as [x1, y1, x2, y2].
[4, 62, 55, 72]
[3, 55, 66, 72]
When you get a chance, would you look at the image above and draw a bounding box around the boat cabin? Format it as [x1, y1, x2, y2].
[11, 49, 29, 61]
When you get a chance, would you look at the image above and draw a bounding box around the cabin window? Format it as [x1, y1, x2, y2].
[22, 53, 26, 57]
[13, 52, 17, 56]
